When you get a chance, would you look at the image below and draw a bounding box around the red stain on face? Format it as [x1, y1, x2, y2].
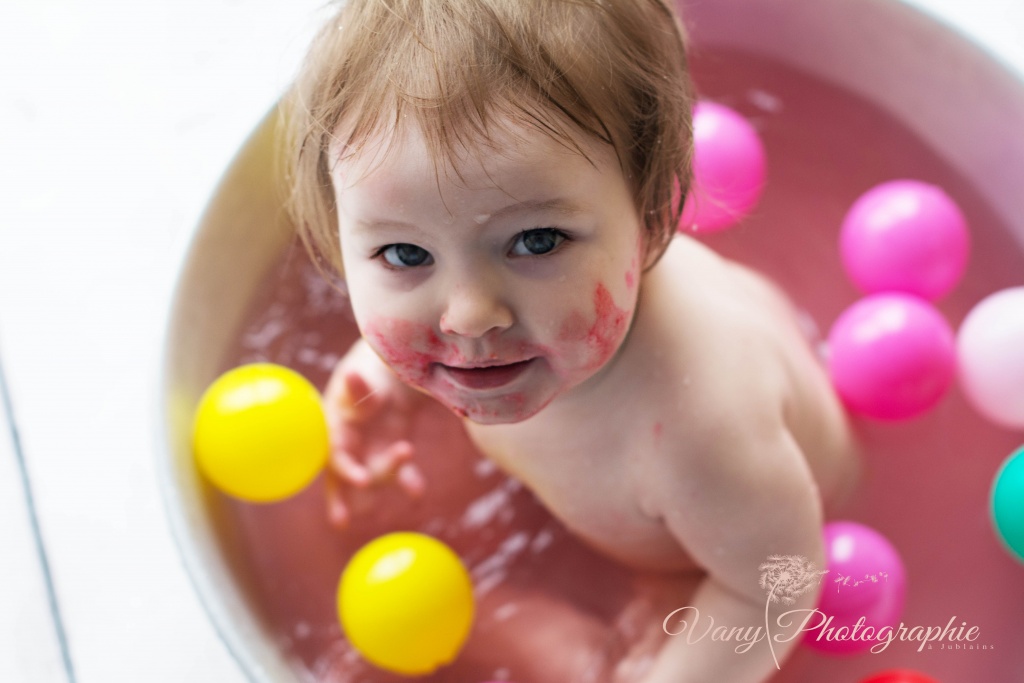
[625, 254, 639, 290]
[363, 318, 454, 385]
[558, 283, 630, 373]
[363, 317, 541, 419]
[363, 282, 631, 423]
[653, 421, 663, 444]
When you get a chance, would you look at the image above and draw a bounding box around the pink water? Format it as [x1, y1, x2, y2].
[219, 49, 1024, 682]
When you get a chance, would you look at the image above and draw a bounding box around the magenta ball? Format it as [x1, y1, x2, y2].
[840, 180, 969, 301]
[680, 101, 767, 233]
[803, 522, 907, 655]
[859, 670, 940, 683]
[827, 293, 956, 420]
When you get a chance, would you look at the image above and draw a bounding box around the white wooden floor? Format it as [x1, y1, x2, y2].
[0, 1, 1020, 682]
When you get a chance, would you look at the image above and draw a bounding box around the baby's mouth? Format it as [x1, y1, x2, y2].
[437, 359, 536, 390]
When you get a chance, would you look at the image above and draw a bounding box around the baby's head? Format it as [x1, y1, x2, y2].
[287, 0, 694, 423]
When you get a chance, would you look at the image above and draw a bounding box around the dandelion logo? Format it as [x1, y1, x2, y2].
[759, 555, 829, 668]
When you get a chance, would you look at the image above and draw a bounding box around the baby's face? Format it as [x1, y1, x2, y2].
[332, 120, 645, 424]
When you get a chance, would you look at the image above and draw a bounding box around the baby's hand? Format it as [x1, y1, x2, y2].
[609, 595, 667, 683]
[322, 338, 427, 528]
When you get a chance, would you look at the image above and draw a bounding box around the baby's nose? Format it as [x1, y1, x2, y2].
[439, 279, 514, 339]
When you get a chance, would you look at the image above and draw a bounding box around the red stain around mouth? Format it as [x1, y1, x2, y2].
[365, 283, 629, 418]
[363, 318, 540, 421]
[364, 318, 450, 384]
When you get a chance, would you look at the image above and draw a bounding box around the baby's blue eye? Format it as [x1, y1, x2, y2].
[381, 244, 432, 268]
[511, 228, 565, 256]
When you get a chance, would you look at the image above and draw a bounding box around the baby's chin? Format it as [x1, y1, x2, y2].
[433, 390, 554, 426]
[458, 408, 537, 425]
[398, 358, 565, 425]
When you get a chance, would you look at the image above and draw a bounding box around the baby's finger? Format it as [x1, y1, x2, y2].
[342, 372, 383, 418]
[396, 462, 426, 498]
[331, 419, 365, 455]
[366, 440, 414, 481]
[325, 474, 351, 529]
[330, 447, 372, 487]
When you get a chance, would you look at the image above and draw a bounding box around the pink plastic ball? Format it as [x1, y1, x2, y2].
[803, 521, 907, 655]
[840, 180, 969, 301]
[680, 101, 767, 233]
[827, 293, 956, 420]
[859, 670, 940, 683]
[957, 287, 1024, 430]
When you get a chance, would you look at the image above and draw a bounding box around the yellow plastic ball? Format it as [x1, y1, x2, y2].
[338, 532, 475, 675]
[193, 363, 328, 502]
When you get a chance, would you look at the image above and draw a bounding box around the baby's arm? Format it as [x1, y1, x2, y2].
[640, 423, 825, 683]
[322, 338, 427, 526]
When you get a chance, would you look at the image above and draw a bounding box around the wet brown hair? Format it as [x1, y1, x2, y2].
[285, 0, 694, 273]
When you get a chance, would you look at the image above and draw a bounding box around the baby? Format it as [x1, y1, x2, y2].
[286, 1, 859, 681]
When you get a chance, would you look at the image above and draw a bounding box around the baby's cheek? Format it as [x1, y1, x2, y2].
[363, 317, 449, 385]
[625, 254, 639, 290]
[556, 283, 630, 374]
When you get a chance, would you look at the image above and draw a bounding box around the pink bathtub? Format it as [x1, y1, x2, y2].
[159, 1, 1024, 681]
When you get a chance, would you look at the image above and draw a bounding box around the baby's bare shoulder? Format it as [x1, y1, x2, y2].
[637, 237, 794, 421]
[638, 237, 857, 511]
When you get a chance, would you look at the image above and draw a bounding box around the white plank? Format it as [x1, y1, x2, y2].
[901, 0, 1024, 78]
[0, 371, 67, 683]
[0, 1, 325, 681]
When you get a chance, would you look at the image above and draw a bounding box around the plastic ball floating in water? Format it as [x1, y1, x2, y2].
[827, 293, 956, 420]
[804, 521, 907, 655]
[680, 101, 767, 233]
[858, 670, 940, 683]
[338, 532, 475, 675]
[840, 180, 970, 301]
[192, 363, 328, 503]
[991, 445, 1024, 563]
[957, 286, 1024, 430]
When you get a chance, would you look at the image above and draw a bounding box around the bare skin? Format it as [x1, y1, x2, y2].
[322, 119, 860, 682]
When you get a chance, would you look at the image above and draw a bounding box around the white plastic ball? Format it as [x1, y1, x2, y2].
[957, 287, 1024, 430]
